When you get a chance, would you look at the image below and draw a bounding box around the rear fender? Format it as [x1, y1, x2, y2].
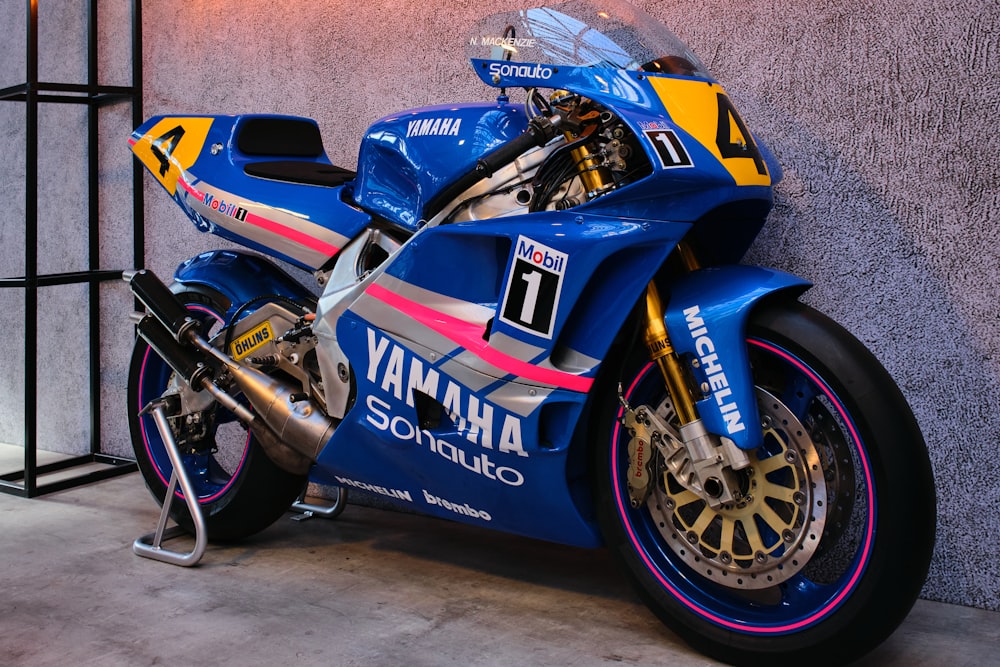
[663, 266, 810, 450]
[172, 249, 316, 323]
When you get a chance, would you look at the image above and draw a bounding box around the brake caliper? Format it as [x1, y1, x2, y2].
[619, 388, 752, 510]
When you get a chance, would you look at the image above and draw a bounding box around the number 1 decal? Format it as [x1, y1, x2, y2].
[499, 236, 568, 339]
[518, 270, 544, 323]
[645, 129, 693, 169]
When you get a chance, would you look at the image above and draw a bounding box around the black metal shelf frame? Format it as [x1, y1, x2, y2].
[0, 0, 144, 497]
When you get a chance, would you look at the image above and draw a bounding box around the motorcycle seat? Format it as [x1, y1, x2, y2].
[244, 160, 356, 188]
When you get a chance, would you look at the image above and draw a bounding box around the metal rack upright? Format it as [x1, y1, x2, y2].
[0, 0, 144, 497]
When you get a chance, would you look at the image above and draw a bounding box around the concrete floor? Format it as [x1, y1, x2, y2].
[1, 465, 997, 667]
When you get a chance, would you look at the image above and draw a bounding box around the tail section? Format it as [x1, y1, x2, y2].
[129, 114, 370, 270]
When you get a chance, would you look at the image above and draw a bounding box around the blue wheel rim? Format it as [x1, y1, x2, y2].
[135, 303, 251, 503]
[611, 337, 877, 634]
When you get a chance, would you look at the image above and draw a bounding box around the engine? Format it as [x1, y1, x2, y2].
[448, 89, 652, 223]
[353, 91, 652, 230]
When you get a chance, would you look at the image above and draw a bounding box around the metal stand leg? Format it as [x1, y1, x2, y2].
[133, 402, 208, 566]
[290, 485, 348, 522]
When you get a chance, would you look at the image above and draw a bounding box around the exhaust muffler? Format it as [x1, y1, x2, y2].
[125, 270, 336, 475]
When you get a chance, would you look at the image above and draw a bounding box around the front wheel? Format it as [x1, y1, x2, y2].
[593, 299, 935, 666]
[127, 288, 307, 541]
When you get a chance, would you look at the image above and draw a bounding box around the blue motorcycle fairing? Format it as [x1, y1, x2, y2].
[662, 265, 811, 450]
[172, 249, 317, 324]
[372, 210, 686, 372]
[353, 102, 530, 230]
[301, 211, 687, 548]
[311, 332, 603, 547]
[470, 59, 779, 218]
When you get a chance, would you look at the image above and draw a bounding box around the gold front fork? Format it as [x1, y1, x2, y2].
[643, 280, 698, 425]
[643, 242, 702, 426]
[569, 142, 611, 195]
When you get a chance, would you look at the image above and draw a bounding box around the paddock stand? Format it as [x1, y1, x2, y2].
[132, 400, 207, 567]
[132, 399, 349, 565]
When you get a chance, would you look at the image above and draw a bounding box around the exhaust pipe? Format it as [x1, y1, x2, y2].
[126, 269, 202, 341]
[188, 334, 337, 469]
[126, 270, 336, 475]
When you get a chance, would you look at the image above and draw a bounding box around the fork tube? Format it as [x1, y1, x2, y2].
[569, 142, 610, 195]
[644, 281, 698, 425]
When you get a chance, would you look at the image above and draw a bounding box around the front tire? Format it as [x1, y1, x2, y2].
[127, 288, 306, 541]
[593, 299, 935, 666]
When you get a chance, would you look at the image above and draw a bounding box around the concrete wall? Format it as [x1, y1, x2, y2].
[2, 0, 997, 610]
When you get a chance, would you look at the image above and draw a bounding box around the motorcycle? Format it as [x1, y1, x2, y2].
[124, 0, 936, 664]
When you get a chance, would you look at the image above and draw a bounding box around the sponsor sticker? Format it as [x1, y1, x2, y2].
[230, 321, 274, 360]
[644, 128, 694, 169]
[499, 235, 567, 339]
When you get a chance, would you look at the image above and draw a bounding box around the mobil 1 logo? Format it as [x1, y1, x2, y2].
[499, 235, 567, 339]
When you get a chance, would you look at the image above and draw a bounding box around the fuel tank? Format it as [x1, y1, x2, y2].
[353, 101, 530, 230]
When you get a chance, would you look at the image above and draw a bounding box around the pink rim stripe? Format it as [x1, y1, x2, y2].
[613, 340, 876, 634]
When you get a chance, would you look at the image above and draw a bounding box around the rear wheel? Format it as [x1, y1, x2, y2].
[593, 299, 935, 666]
[127, 288, 306, 541]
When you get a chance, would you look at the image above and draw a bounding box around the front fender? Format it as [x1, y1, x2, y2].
[663, 265, 810, 450]
[173, 249, 315, 322]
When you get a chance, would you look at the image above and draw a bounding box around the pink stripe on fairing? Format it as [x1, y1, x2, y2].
[243, 210, 340, 257]
[178, 174, 205, 202]
[365, 283, 594, 393]
[613, 343, 876, 634]
[180, 175, 339, 257]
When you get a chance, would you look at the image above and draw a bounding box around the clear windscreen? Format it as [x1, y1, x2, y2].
[465, 0, 710, 77]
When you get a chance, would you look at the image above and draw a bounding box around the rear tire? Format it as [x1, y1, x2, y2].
[127, 288, 306, 541]
[593, 299, 935, 666]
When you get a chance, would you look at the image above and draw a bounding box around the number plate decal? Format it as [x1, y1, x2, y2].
[130, 117, 214, 195]
[499, 236, 567, 339]
[649, 77, 770, 187]
[644, 128, 693, 169]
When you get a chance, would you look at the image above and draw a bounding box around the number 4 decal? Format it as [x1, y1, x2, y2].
[130, 117, 214, 195]
[715, 93, 767, 176]
[149, 125, 185, 177]
[646, 77, 771, 187]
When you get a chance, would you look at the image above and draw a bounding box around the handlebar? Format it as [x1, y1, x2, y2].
[421, 114, 562, 222]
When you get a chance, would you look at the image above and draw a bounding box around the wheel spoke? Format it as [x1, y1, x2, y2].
[719, 516, 736, 554]
[743, 518, 768, 555]
[755, 503, 790, 535]
[762, 484, 798, 505]
[672, 487, 702, 509]
[756, 454, 789, 475]
[689, 504, 717, 536]
[779, 573, 829, 608]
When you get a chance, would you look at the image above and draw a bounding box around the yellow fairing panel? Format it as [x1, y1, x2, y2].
[131, 117, 214, 196]
[649, 77, 771, 187]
